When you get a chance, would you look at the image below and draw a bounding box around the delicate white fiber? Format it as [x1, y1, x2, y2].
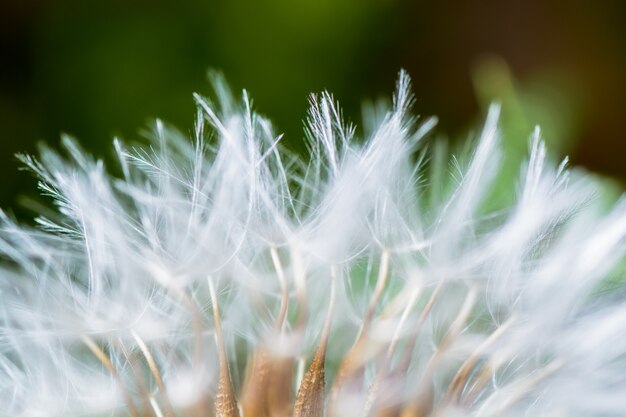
[1, 71, 625, 417]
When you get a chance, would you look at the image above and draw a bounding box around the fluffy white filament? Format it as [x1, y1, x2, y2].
[1, 71, 625, 417]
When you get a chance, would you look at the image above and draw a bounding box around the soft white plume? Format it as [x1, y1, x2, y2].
[1, 71, 625, 417]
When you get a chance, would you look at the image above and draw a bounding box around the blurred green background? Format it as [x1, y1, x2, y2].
[2, 0, 626, 214]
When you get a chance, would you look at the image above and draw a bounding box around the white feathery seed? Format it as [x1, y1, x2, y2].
[1, 71, 625, 417]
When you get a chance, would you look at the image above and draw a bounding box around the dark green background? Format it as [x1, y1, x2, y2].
[2, 0, 626, 215]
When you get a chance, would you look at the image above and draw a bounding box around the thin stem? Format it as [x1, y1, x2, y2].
[209, 277, 241, 417]
[395, 281, 443, 372]
[270, 246, 290, 331]
[290, 245, 308, 328]
[116, 339, 153, 417]
[387, 286, 420, 359]
[131, 330, 175, 417]
[476, 360, 564, 417]
[81, 335, 140, 417]
[444, 315, 516, 405]
[150, 396, 165, 417]
[330, 250, 390, 411]
[356, 249, 390, 342]
[293, 267, 337, 417]
[400, 287, 477, 417]
[167, 285, 204, 370]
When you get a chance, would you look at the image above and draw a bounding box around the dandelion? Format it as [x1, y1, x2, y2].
[1, 71, 626, 417]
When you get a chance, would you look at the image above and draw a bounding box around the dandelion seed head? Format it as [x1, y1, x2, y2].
[1, 71, 626, 417]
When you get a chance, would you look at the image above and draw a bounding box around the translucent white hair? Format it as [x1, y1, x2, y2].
[1, 71, 625, 417]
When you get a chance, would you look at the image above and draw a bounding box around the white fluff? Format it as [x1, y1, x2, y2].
[1, 71, 625, 417]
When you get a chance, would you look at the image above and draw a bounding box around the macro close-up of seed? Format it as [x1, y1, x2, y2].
[2, 71, 626, 417]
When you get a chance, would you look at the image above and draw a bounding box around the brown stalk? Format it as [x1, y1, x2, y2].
[400, 287, 476, 417]
[290, 245, 308, 328]
[116, 340, 154, 417]
[394, 282, 443, 374]
[461, 361, 495, 407]
[156, 278, 211, 416]
[241, 350, 271, 417]
[266, 247, 297, 417]
[293, 268, 337, 417]
[240, 247, 293, 417]
[267, 355, 296, 417]
[81, 335, 141, 417]
[329, 251, 390, 414]
[443, 315, 516, 405]
[385, 286, 421, 360]
[357, 250, 391, 341]
[365, 282, 441, 417]
[132, 330, 176, 417]
[494, 360, 563, 416]
[367, 367, 412, 417]
[397, 383, 433, 417]
[209, 279, 241, 417]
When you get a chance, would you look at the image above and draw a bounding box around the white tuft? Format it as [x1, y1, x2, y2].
[1, 71, 626, 417]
